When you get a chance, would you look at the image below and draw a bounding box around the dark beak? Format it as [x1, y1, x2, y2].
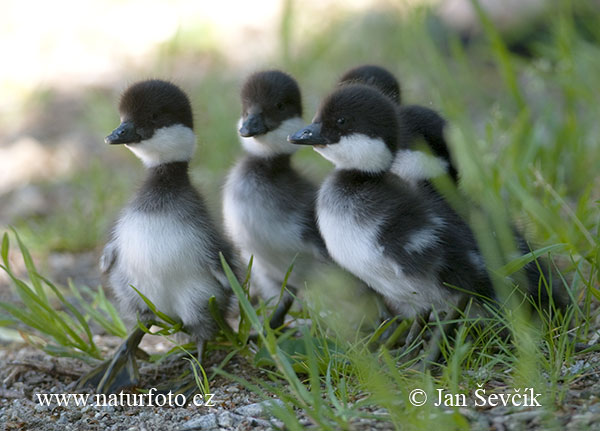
[288, 123, 329, 146]
[239, 113, 267, 137]
[105, 121, 141, 145]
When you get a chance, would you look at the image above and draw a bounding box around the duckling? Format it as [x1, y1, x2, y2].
[289, 84, 492, 323]
[339, 66, 563, 313]
[78, 79, 235, 393]
[223, 70, 328, 328]
[291, 84, 564, 354]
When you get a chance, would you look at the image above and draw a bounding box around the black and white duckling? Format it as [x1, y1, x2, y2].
[289, 84, 492, 325]
[79, 79, 235, 393]
[339, 66, 562, 312]
[223, 70, 328, 328]
[338, 64, 458, 184]
[290, 84, 564, 353]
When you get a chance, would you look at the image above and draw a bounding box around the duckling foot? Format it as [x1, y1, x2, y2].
[247, 287, 297, 342]
[386, 312, 430, 361]
[77, 327, 146, 394]
[406, 312, 430, 346]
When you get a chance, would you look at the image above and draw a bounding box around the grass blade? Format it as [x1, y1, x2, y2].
[130, 285, 178, 325]
[497, 243, 568, 277]
[11, 228, 46, 301]
[1, 233, 8, 265]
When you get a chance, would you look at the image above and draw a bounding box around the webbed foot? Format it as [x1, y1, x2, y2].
[76, 327, 146, 393]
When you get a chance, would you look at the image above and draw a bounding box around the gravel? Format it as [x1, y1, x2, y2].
[0, 344, 284, 431]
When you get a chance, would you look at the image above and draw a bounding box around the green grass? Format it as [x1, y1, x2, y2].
[0, 230, 125, 362]
[1, 1, 599, 430]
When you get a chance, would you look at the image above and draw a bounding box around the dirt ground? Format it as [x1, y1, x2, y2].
[1, 252, 600, 430]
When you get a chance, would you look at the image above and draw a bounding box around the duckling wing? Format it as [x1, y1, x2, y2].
[301, 207, 329, 261]
[100, 241, 117, 274]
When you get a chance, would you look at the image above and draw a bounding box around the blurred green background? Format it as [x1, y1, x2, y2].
[0, 0, 598, 288]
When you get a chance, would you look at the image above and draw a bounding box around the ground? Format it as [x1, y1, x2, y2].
[1, 251, 599, 430]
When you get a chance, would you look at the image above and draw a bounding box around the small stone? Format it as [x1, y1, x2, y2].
[234, 399, 284, 418]
[217, 411, 238, 427]
[234, 402, 264, 417]
[34, 404, 49, 413]
[179, 413, 218, 430]
[241, 417, 272, 428]
[589, 403, 600, 414]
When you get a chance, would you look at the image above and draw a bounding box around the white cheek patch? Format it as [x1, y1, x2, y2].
[390, 149, 449, 183]
[126, 125, 196, 167]
[237, 116, 306, 156]
[314, 133, 393, 173]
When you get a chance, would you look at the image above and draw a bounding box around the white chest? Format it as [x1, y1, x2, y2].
[115, 211, 197, 272]
[112, 210, 213, 317]
[317, 180, 446, 317]
[317, 187, 385, 284]
[223, 166, 305, 261]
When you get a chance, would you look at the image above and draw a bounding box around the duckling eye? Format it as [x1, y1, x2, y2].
[276, 102, 285, 111]
[336, 117, 346, 126]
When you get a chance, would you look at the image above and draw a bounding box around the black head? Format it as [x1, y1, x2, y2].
[338, 64, 401, 105]
[105, 79, 194, 145]
[239, 70, 302, 137]
[289, 84, 399, 173]
[291, 84, 398, 151]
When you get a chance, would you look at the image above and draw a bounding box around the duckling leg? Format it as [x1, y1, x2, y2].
[392, 310, 431, 361]
[269, 285, 297, 329]
[196, 339, 205, 363]
[421, 296, 469, 369]
[403, 311, 430, 348]
[77, 326, 147, 394]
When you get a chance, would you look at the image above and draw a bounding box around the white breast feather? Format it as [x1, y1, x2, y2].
[223, 163, 318, 292]
[317, 177, 448, 318]
[110, 210, 219, 324]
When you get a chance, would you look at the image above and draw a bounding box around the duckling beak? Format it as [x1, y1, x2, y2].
[239, 113, 267, 137]
[288, 123, 329, 147]
[105, 121, 141, 145]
